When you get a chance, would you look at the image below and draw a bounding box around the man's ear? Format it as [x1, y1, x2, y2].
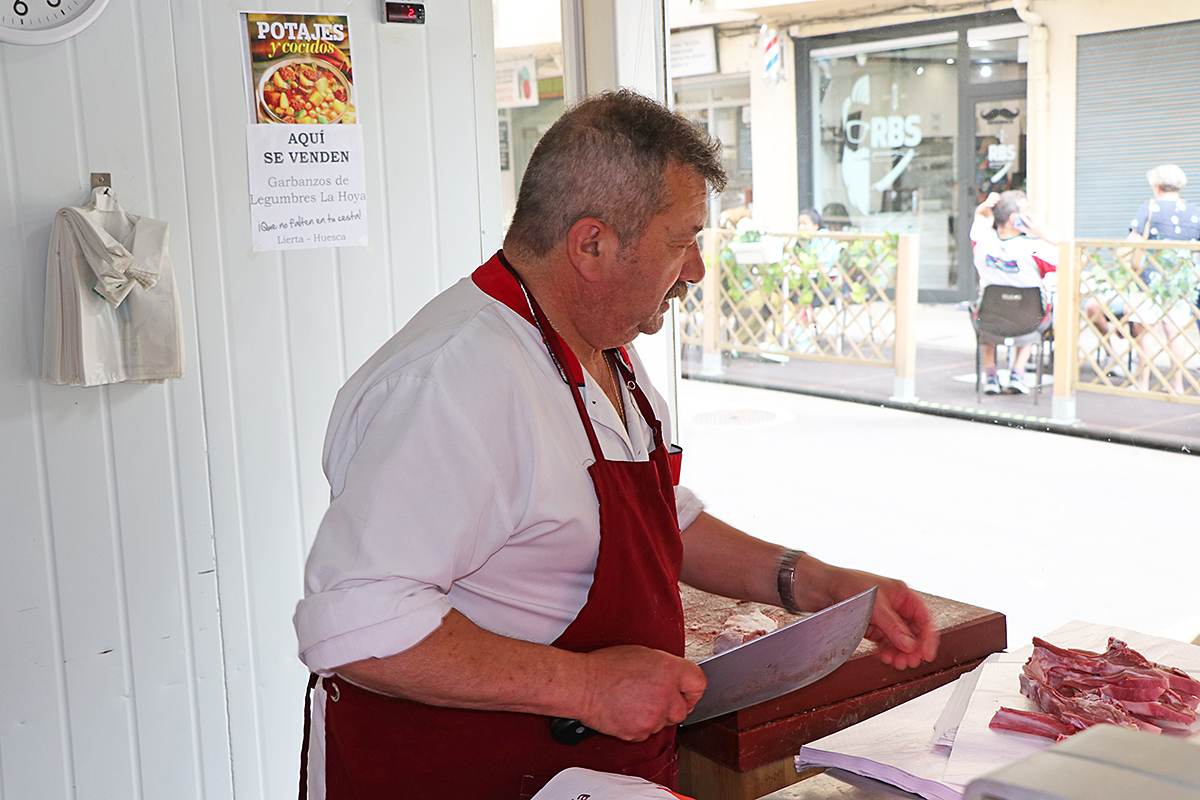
[565, 217, 617, 282]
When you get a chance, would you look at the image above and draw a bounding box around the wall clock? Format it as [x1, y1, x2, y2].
[0, 0, 111, 46]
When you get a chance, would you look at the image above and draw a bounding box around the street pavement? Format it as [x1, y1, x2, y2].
[676, 377, 1200, 652]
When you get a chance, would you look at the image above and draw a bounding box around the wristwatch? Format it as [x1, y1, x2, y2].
[776, 548, 805, 614]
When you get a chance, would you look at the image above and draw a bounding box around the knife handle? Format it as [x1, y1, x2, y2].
[549, 717, 597, 744]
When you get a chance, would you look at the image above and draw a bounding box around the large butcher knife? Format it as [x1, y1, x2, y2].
[549, 586, 876, 743]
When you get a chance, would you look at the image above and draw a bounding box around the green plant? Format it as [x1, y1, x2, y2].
[1088, 246, 1200, 311]
[838, 233, 898, 303]
[1143, 248, 1200, 309]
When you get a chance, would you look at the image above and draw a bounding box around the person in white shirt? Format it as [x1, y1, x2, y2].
[970, 191, 1058, 395]
[293, 89, 940, 800]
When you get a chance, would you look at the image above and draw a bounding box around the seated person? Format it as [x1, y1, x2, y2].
[787, 209, 841, 335]
[1084, 164, 1199, 393]
[797, 207, 841, 271]
[970, 191, 1058, 395]
[821, 202, 852, 232]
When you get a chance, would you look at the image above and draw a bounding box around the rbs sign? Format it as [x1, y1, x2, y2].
[847, 114, 923, 148]
[871, 114, 922, 148]
[988, 143, 1018, 163]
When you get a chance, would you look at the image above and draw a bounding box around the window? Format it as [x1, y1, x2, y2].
[493, 0, 565, 227]
[811, 35, 960, 289]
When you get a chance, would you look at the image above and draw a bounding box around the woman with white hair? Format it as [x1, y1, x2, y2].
[1089, 164, 1200, 393]
[1131, 164, 1199, 241]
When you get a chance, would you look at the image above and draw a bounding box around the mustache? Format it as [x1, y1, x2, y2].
[665, 281, 690, 302]
[980, 107, 1020, 121]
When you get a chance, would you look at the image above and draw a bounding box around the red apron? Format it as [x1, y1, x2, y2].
[303, 253, 686, 799]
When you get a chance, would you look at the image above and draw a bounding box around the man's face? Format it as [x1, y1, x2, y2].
[608, 163, 708, 340]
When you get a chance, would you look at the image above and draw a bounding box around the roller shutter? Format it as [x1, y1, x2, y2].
[1076, 21, 1200, 239]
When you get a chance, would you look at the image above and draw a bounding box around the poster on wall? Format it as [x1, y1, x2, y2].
[240, 12, 369, 251]
[495, 59, 539, 109]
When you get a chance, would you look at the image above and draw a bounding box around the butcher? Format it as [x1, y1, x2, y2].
[293, 89, 940, 799]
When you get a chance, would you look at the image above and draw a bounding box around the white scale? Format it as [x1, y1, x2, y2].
[964, 725, 1200, 800]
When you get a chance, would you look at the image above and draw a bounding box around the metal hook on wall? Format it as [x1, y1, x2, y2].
[91, 173, 112, 193]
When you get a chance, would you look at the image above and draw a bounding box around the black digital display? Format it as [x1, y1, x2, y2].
[385, 3, 425, 24]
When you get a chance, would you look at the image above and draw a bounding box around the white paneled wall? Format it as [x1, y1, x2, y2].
[0, 1, 500, 798]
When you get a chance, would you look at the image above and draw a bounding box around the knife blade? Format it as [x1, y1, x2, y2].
[548, 586, 876, 742]
[682, 586, 876, 725]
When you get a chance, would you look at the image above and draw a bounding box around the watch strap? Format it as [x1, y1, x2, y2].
[776, 548, 805, 614]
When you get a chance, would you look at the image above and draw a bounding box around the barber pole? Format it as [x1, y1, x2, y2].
[762, 25, 782, 85]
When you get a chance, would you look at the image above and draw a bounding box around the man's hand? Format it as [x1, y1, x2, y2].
[864, 576, 940, 670]
[575, 645, 707, 741]
[787, 558, 938, 671]
[1014, 207, 1056, 245]
[975, 192, 1000, 219]
[814, 567, 939, 670]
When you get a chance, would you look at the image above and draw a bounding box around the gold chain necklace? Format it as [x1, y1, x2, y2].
[605, 351, 627, 428]
[546, 315, 626, 427]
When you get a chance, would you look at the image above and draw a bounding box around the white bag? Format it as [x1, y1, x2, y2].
[42, 187, 183, 386]
[530, 767, 691, 799]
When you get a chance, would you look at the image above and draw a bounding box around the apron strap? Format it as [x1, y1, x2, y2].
[497, 254, 673, 474]
[612, 354, 676, 496]
[612, 354, 666, 453]
[501, 260, 609, 463]
[298, 672, 319, 800]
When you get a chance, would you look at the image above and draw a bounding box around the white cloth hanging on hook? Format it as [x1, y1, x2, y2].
[42, 186, 184, 386]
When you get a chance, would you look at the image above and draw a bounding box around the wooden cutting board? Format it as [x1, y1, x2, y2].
[678, 585, 1006, 771]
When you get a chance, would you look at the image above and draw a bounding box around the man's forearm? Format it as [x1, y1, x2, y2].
[332, 607, 708, 741]
[679, 512, 880, 613]
[334, 609, 587, 716]
[677, 512, 781, 604]
[679, 512, 940, 669]
[679, 512, 842, 611]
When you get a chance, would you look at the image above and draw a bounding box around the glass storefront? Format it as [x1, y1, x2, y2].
[811, 34, 960, 290]
[674, 79, 752, 224]
[493, 0, 565, 227]
[803, 16, 1028, 300]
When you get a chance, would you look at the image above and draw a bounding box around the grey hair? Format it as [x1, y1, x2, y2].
[993, 190, 1026, 230]
[503, 89, 727, 259]
[1147, 164, 1187, 193]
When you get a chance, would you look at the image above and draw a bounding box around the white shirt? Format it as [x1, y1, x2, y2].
[42, 187, 183, 386]
[294, 274, 703, 674]
[970, 215, 1058, 307]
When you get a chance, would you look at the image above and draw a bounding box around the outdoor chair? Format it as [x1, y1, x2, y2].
[972, 285, 1052, 404]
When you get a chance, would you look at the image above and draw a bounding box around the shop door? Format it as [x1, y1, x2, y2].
[954, 93, 1027, 301]
[971, 99, 1027, 208]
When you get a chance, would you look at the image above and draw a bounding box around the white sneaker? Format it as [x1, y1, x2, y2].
[983, 374, 1002, 395]
[1007, 372, 1030, 395]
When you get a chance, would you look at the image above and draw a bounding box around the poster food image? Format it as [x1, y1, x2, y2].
[244, 13, 357, 125]
[241, 12, 369, 251]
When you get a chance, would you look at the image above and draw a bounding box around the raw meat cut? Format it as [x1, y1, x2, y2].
[989, 637, 1200, 740]
[988, 707, 1074, 740]
[713, 610, 778, 655]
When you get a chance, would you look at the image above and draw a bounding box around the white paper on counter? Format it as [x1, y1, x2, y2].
[796, 682, 959, 800]
[931, 655, 994, 748]
[941, 620, 1200, 787]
